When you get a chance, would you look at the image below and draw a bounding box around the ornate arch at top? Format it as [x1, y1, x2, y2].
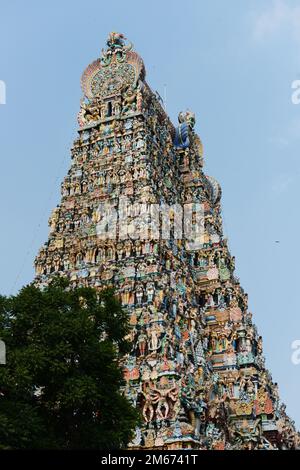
[81, 50, 146, 100]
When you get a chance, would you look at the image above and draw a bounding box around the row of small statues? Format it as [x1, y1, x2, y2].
[78, 85, 143, 127]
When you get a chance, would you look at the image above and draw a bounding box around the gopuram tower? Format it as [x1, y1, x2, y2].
[34, 33, 299, 450]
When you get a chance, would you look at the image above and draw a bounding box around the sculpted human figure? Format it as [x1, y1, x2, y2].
[155, 393, 169, 420]
[122, 86, 137, 114]
[246, 378, 255, 396]
[160, 331, 170, 358]
[146, 283, 155, 302]
[148, 326, 161, 353]
[259, 371, 268, 391]
[49, 208, 60, 233]
[142, 383, 155, 423]
[138, 329, 147, 357]
[99, 102, 107, 119]
[151, 380, 178, 421]
[245, 338, 253, 353]
[77, 99, 89, 126]
[257, 336, 263, 354]
[122, 290, 130, 305]
[53, 254, 61, 272]
[112, 96, 122, 116]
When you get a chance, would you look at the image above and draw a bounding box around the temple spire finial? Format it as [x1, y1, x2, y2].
[101, 32, 133, 66]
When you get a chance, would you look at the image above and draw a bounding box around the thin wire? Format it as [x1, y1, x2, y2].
[10, 149, 71, 295]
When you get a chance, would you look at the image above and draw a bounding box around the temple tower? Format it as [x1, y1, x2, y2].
[35, 33, 298, 450]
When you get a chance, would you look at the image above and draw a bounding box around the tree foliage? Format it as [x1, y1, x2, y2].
[0, 279, 139, 449]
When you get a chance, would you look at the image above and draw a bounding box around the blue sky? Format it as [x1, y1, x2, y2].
[1, 0, 300, 427]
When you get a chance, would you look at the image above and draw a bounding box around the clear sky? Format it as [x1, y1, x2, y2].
[1, 0, 300, 427]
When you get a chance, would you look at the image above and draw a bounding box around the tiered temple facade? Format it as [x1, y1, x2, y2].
[34, 33, 299, 450]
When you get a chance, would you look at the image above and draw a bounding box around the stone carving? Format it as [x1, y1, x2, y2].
[141, 379, 179, 422]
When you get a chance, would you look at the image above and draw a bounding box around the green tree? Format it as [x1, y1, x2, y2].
[0, 279, 139, 449]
